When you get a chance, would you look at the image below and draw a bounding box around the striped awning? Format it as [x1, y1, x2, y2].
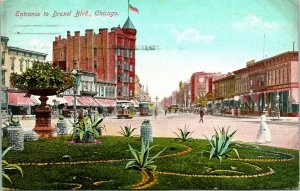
[94, 98, 110, 107]
[63, 96, 83, 106]
[8, 92, 34, 106]
[106, 99, 117, 107]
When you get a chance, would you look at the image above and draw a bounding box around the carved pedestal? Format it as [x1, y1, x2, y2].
[32, 96, 54, 138]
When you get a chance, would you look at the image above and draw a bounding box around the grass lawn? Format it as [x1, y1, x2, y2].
[2, 136, 299, 190]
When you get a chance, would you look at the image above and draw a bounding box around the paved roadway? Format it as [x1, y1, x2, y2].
[19, 112, 299, 150]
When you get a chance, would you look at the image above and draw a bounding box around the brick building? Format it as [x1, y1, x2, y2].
[233, 51, 298, 116]
[53, 17, 136, 100]
[190, 71, 225, 104]
[1, 36, 47, 114]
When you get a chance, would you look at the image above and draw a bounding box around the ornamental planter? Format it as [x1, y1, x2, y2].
[10, 62, 75, 138]
[56, 119, 68, 135]
[7, 126, 24, 151]
[140, 120, 153, 142]
[72, 132, 95, 143]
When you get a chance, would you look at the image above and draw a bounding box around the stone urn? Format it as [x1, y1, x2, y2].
[140, 120, 153, 142]
[56, 116, 68, 135]
[7, 125, 24, 151]
[9, 62, 75, 139]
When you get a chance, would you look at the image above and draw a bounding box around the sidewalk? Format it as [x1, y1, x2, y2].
[13, 113, 300, 150]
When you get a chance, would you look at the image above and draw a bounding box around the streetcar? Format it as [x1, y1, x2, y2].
[139, 102, 150, 116]
[116, 100, 134, 119]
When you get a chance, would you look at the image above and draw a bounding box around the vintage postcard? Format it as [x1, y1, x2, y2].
[0, 0, 299, 190]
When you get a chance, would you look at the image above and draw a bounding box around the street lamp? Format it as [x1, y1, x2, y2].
[275, 92, 280, 119]
[249, 89, 253, 112]
[71, 69, 81, 123]
[155, 96, 159, 109]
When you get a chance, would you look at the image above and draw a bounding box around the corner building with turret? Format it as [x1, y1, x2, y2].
[53, 17, 136, 100]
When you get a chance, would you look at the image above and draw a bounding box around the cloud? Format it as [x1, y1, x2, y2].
[233, 15, 280, 30]
[173, 28, 214, 43]
[29, 39, 52, 50]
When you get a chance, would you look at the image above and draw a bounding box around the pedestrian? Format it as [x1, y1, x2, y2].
[165, 108, 168, 116]
[199, 108, 204, 123]
[154, 108, 158, 119]
[257, 109, 271, 143]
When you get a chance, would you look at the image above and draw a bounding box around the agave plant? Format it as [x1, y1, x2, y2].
[125, 139, 166, 171]
[71, 115, 104, 143]
[2, 147, 23, 183]
[173, 124, 194, 141]
[89, 114, 105, 136]
[119, 125, 136, 137]
[202, 126, 239, 163]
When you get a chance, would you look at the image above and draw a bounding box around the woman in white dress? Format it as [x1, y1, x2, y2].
[257, 109, 272, 143]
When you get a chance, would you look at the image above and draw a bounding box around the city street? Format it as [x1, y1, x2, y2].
[19, 112, 299, 150]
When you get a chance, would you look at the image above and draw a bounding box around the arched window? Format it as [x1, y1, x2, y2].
[20, 59, 24, 72]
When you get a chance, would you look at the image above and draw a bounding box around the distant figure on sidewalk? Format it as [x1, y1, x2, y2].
[165, 108, 168, 116]
[199, 108, 204, 123]
[257, 109, 271, 143]
[154, 108, 158, 119]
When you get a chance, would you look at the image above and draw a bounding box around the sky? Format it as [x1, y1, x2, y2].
[1, 0, 298, 101]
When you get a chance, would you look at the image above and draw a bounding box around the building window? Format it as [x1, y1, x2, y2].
[117, 87, 122, 96]
[94, 48, 97, 56]
[117, 74, 121, 82]
[94, 60, 97, 69]
[130, 76, 133, 83]
[60, 50, 64, 58]
[130, 50, 133, 58]
[130, 65, 133, 72]
[1, 70, 5, 85]
[129, 89, 133, 96]
[117, 61, 121, 69]
[287, 66, 290, 82]
[117, 48, 121, 56]
[20, 59, 23, 72]
[25, 60, 29, 69]
[1, 51, 5, 66]
[11, 58, 15, 71]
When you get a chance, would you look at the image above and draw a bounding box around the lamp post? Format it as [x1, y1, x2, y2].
[155, 96, 158, 108]
[249, 89, 253, 113]
[71, 69, 80, 123]
[275, 92, 280, 119]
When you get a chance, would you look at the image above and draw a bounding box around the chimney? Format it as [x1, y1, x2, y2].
[75, 31, 80, 37]
[67, 31, 70, 37]
[58, 35, 61, 40]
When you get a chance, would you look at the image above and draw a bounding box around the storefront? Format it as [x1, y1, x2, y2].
[8, 92, 34, 115]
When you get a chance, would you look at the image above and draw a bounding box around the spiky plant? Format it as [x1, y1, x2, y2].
[202, 126, 239, 163]
[125, 139, 166, 171]
[119, 125, 136, 137]
[173, 124, 194, 141]
[2, 147, 23, 183]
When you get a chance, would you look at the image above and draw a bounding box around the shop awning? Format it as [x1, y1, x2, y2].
[31, 95, 67, 106]
[85, 97, 99, 107]
[8, 92, 34, 106]
[76, 96, 99, 107]
[106, 99, 117, 107]
[94, 98, 110, 107]
[130, 100, 139, 107]
[63, 96, 83, 106]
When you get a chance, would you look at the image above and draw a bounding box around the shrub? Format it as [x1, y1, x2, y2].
[58, 115, 65, 120]
[119, 125, 136, 137]
[126, 139, 166, 171]
[202, 126, 239, 163]
[173, 124, 194, 141]
[8, 113, 20, 127]
[2, 147, 23, 183]
[71, 115, 104, 143]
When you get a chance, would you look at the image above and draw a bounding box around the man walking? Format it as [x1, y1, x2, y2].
[199, 108, 204, 123]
